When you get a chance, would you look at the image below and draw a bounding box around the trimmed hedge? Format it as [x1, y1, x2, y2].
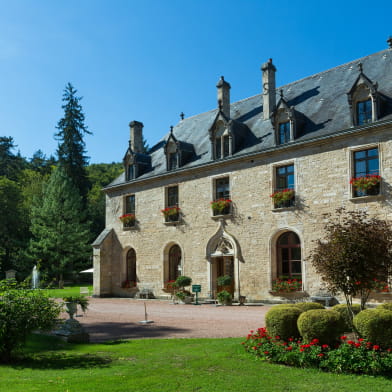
[332, 303, 361, 331]
[294, 302, 325, 312]
[297, 309, 345, 345]
[265, 306, 302, 341]
[377, 303, 392, 312]
[354, 308, 392, 349]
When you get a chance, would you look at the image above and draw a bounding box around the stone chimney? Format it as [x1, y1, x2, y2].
[129, 121, 144, 153]
[216, 76, 231, 118]
[261, 58, 277, 120]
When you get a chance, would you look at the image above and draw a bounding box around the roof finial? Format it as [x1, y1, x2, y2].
[170, 125, 174, 134]
[279, 89, 284, 99]
[388, 36, 392, 49]
[358, 62, 363, 73]
[180, 112, 184, 120]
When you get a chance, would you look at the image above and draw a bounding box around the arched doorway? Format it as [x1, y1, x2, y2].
[168, 244, 182, 281]
[276, 231, 302, 279]
[126, 248, 137, 285]
[211, 238, 235, 296]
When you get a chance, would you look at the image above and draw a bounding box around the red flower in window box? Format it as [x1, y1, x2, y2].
[350, 175, 380, 191]
[119, 213, 136, 226]
[161, 206, 181, 220]
[270, 189, 295, 203]
[271, 277, 302, 292]
[210, 198, 232, 215]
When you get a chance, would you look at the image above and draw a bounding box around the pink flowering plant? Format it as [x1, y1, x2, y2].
[242, 329, 392, 375]
[272, 277, 302, 292]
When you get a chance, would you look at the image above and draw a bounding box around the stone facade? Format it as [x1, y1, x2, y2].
[94, 43, 392, 301]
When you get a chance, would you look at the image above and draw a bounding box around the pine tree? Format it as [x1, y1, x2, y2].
[29, 167, 90, 287]
[55, 83, 91, 203]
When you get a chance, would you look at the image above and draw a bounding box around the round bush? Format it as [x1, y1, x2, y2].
[294, 302, 324, 312]
[377, 303, 392, 312]
[297, 309, 345, 345]
[332, 303, 361, 331]
[354, 309, 392, 348]
[265, 306, 302, 341]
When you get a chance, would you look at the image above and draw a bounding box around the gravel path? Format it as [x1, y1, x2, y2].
[68, 298, 271, 342]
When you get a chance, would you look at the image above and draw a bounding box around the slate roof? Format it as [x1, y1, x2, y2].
[106, 48, 392, 189]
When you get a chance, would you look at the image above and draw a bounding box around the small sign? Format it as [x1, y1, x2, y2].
[192, 284, 201, 293]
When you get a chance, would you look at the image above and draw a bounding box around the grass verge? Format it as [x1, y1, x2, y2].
[43, 285, 93, 298]
[0, 334, 391, 392]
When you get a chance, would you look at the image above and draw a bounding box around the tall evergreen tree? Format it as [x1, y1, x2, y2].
[55, 83, 91, 202]
[0, 137, 27, 180]
[29, 167, 90, 287]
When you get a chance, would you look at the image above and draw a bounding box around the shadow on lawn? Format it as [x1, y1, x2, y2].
[83, 321, 191, 342]
[9, 352, 112, 370]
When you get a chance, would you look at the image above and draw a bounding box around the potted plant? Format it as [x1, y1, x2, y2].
[350, 174, 380, 196]
[270, 188, 295, 208]
[161, 206, 181, 222]
[175, 276, 193, 304]
[63, 295, 89, 318]
[217, 290, 232, 305]
[210, 198, 232, 216]
[217, 275, 233, 294]
[163, 279, 178, 293]
[119, 213, 136, 227]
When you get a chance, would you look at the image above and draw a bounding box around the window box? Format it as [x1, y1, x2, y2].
[210, 199, 232, 216]
[161, 206, 181, 223]
[270, 189, 295, 209]
[350, 175, 381, 197]
[119, 213, 136, 228]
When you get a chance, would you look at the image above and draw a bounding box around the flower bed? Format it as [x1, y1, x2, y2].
[243, 328, 392, 376]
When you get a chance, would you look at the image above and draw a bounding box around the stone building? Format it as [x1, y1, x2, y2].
[93, 39, 392, 301]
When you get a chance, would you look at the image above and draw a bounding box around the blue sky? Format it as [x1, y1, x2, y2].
[1, 0, 391, 163]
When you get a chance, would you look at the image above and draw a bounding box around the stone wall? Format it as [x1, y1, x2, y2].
[96, 124, 392, 301]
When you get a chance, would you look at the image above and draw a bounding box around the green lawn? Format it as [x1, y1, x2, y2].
[1, 335, 391, 392]
[43, 285, 93, 298]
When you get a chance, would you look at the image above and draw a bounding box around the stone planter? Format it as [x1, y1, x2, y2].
[65, 302, 77, 319]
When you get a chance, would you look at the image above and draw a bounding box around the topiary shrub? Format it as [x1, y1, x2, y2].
[265, 306, 302, 341]
[377, 303, 392, 312]
[332, 303, 361, 331]
[354, 308, 392, 348]
[297, 309, 345, 346]
[294, 302, 325, 312]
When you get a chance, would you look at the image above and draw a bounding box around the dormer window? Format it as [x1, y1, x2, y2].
[356, 99, 372, 125]
[273, 90, 297, 146]
[127, 164, 135, 181]
[347, 63, 380, 127]
[164, 126, 195, 171]
[278, 122, 290, 145]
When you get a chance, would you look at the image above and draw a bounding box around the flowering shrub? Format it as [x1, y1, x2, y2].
[372, 278, 390, 293]
[350, 175, 380, 191]
[242, 328, 392, 375]
[119, 213, 136, 226]
[270, 188, 295, 207]
[161, 206, 181, 220]
[271, 277, 302, 292]
[210, 198, 232, 215]
[164, 279, 178, 292]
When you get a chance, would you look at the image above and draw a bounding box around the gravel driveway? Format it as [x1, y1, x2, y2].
[69, 298, 271, 342]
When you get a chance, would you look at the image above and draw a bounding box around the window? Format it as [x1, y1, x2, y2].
[212, 177, 231, 216]
[356, 99, 372, 125]
[164, 186, 180, 222]
[168, 152, 178, 171]
[277, 232, 302, 280]
[352, 148, 380, 197]
[122, 194, 136, 227]
[272, 164, 295, 208]
[127, 164, 135, 181]
[278, 122, 290, 145]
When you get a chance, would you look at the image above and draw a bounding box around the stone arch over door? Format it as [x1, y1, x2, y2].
[270, 229, 304, 291]
[163, 242, 183, 284]
[206, 220, 243, 300]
